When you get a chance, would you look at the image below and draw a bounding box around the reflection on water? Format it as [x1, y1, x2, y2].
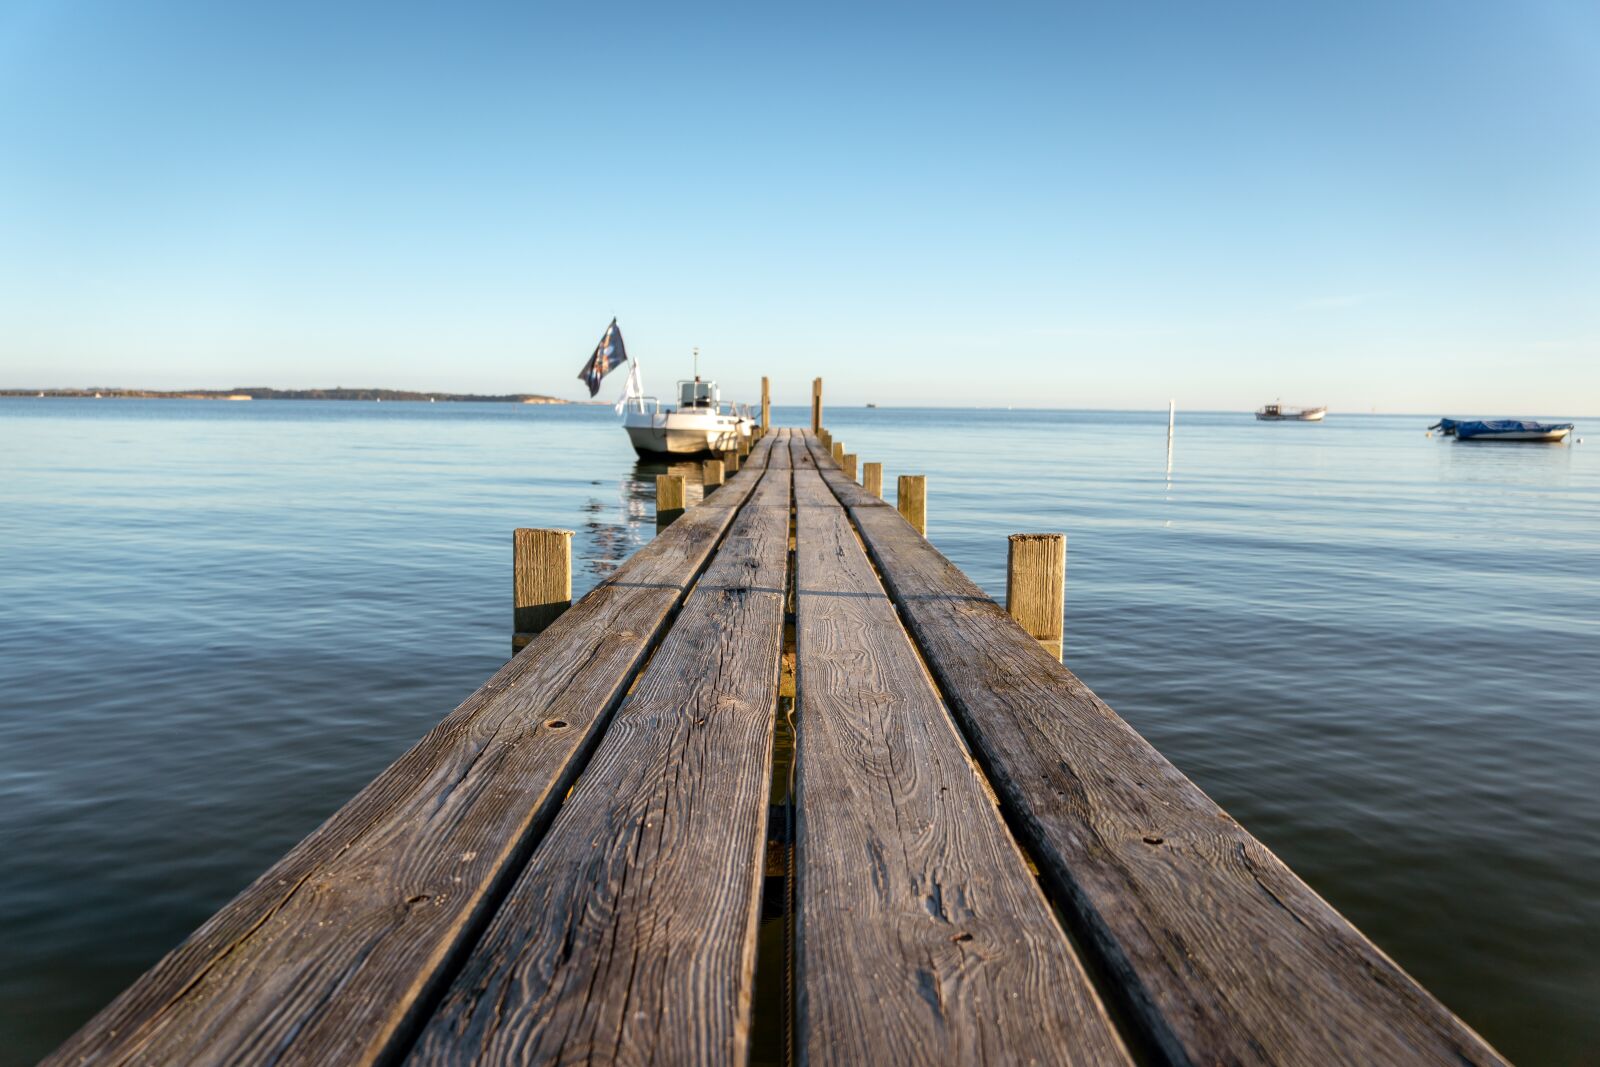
[575, 456, 713, 579]
[1, 400, 1597, 1066]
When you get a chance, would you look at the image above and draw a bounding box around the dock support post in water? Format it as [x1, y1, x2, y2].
[656, 474, 686, 529]
[897, 474, 926, 535]
[1007, 532, 1066, 661]
[862, 461, 882, 497]
[512, 528, 573, 653]
[761, 377, 770, 431]
[841, 452, 857, 480]
[702, 458, 724, 493]
[811, 377, 823, 432]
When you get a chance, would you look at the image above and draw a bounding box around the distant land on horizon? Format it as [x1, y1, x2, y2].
[0, 387, 573, 403]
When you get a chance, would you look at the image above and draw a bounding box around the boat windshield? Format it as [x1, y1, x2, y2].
[678, 380, 719, 409]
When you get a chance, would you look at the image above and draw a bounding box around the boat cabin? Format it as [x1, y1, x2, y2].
[1262, 403, 1281, 417]
[678, 379, 720, 410]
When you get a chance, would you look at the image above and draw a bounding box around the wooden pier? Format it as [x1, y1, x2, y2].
[47, 428, 1507, 1066]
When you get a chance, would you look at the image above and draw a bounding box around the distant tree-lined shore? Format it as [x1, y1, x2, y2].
[1, 387, 571, 403]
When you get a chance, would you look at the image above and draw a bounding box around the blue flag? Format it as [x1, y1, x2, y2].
[578, 319, 628, 397]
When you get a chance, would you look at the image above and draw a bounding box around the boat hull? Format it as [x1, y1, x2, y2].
[623, 412, 750, 456]
[1256, 411, 1326, 421]
[1457, 429, 1571, 442]
[1450, 419, 1574, 443]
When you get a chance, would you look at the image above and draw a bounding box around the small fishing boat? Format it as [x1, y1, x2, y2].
[1256, 402, 1326, 421]
[578, 320, 753, 457]
[619, 376, 753, 456]
[1431, 418, 1573, 443]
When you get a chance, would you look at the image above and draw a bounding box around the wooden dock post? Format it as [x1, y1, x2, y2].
[1006, 533, 1066, 661]
[811, 377, 823, 432]
[896, 475, 926, 535]
[513, 528, 573, 653]
[841, 452, 857, 480]
[761, 377, 771, 432]
[702, 458, 724, 493]
[738, 433, 750, 458]
[724, 448, 740, 473]
[862, 461, 882, 497]
[831, 440, 844, 467]
[656, 474, 686, 529]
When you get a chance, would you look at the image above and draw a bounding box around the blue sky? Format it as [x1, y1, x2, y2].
[2, 0, 1596, 411]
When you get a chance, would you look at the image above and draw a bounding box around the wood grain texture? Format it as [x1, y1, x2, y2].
[896, 475, 927, 535]
[410, 470, 792, 1066]
[747, 429, 793, 504]
[862, 461, 882, 498]
[791, 470, 1130, 1066]
[656, 475, 687, 526]
[702, 458, 724, 491]
[513, 528, 573, 634]
[804, 451, 1508, 1067]
[1006, 532, 1065, 661]
[45, 441, 776, 1067]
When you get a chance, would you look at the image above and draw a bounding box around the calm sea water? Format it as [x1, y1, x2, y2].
[2, 398, 1597, 1065]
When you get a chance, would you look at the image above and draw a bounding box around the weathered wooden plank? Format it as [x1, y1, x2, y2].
[794, 432, 883, 509]
[803, 445, 1508, 1066]
[410, 469, 791, 1065]
[791, 469, 1130, 1065]
[46, 438, 777, 1067]
[747, 428, 793, 503]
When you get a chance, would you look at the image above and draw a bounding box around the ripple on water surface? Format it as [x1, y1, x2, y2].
[1, 400, 1597, 1065]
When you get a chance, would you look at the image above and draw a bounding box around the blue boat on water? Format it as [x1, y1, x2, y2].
[1429, 418, 1574, 442]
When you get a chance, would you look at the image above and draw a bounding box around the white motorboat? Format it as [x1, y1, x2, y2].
[1256, 402, 1326, 421]
[578, 322, 753, 456]
[619, 377, 753, 456]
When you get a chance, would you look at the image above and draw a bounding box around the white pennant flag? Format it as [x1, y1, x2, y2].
[614, 360, 644, 414]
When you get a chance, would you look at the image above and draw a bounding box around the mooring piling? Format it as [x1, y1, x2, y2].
[512, 527, 573, 653]
[1006, 533, 1066, 661]
[862, 461, 882, 497]
[1167, 399, 1176, 475]
[656, 474, 686, 529]
[841, 452, 857, 480]
[896, 474, 926, 535]
[703, 458, 725, 493]
[811, 377, 823, 432]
